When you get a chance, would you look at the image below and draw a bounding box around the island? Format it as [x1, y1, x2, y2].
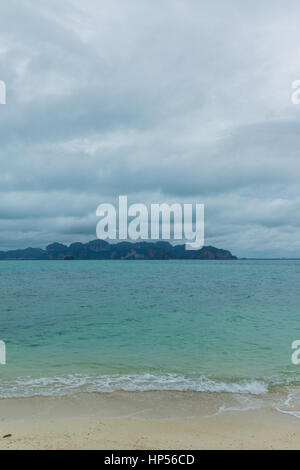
[0, 240, 237, 260]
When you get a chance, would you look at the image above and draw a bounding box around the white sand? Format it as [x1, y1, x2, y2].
[0, 391, 299, 450]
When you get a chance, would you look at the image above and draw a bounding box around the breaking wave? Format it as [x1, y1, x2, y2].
[0, 373, 269, 398]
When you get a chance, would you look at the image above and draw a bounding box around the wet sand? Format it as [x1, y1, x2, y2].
[0, 391, 299, 449]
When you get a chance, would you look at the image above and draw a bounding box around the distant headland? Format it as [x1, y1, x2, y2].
[0, 240, 236, 260]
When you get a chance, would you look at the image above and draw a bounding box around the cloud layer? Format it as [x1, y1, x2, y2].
[1, 0, 300, 256]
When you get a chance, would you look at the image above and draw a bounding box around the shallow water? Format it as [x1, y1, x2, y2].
[0, 260, 300, 401]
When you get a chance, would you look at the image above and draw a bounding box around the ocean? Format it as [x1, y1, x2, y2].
[1, 259, 300, 413]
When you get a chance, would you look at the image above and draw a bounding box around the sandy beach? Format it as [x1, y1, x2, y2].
[0, 391, 299, 450]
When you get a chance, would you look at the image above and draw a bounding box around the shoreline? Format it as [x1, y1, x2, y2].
[0, 391, 300, 450]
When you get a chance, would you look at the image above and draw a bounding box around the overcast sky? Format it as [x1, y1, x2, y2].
[1, 0, 300, 257]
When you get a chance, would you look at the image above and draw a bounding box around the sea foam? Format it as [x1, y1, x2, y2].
[0, 373, 268, 398]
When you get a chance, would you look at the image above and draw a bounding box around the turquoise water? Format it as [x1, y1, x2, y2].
[0, 260, 300, 397]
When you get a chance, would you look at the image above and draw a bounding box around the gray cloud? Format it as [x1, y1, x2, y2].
[1, 0, 300, 256]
